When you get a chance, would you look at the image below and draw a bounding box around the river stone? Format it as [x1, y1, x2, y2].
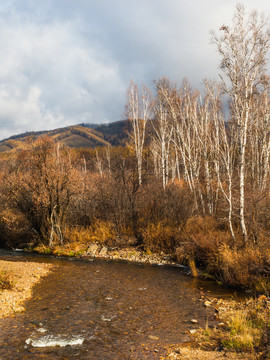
[99, 247, 108, 256]
[168, 353, 178, 359]
[204, 300, 212, 307]
[87, 244, 99, 256]
[217, 306, 228, 313]
[189, 329, 197, 334]
[190, 319, 198, 323]
[217, 322, 226, 328]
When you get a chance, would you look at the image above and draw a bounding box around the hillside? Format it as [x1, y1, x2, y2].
[0, 120, 131, 152]
[82, 120, 131, 146]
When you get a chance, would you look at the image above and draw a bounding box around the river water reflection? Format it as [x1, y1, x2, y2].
[0, 251, 236, 359]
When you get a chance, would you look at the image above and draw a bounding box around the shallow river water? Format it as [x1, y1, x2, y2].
[0, 251, 238, 359]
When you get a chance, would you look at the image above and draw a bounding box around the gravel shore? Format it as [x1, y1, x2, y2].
[0, 260, 53, 319]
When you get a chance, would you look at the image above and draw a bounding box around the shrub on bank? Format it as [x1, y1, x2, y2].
[217, 245, 262, 287]
[64, 221, 116, 245]
[175, 216, 231, 267]
[141, 222, 180, 253]
[0, 209, 33, 249]
[175, 216, 270, 293]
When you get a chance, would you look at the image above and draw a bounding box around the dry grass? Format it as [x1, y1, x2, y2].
[65, 221, 116, 245]
[222, 310, 263, 351]
[193, 298, 270, 358]
[176, 216, 231, 268]
[217, 245, 263, 288]
[0, 270, 13, 290]
[142, 222, 180, 253]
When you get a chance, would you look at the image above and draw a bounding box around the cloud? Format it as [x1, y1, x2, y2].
[0, 0, 270, 140]
[0, 10, 125, 139]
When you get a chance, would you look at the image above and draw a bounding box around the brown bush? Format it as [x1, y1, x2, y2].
[218, 245, 268, 289]
[137, 180, 193, 228]
[141, 222, 180, 253]
[175, 215, 270, 291]
[176, 216, 231, 268]
[0, 209, 34, 248]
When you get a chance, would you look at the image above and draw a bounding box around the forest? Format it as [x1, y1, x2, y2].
[0, 4, 270, 293]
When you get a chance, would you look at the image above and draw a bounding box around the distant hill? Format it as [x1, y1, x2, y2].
[82, 120, 132, 146]
[0, 120, 131, 152]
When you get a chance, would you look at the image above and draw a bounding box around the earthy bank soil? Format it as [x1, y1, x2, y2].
[0, 260, 53, 319]
[164, 347, 250, 359]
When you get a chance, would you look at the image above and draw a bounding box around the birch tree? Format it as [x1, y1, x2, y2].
[250, 84, 270, 191]
[156, 79, 204, 212]
[211, 4, 270, 243]
[153, 79, 174, 189]
[126, 81, 152, 186]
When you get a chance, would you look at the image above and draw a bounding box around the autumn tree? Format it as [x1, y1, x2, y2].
[4, 138, 76, 245]
[126, 81, 152, 186]
[212, 4, 270, 242]
[152, 78, 174, 189]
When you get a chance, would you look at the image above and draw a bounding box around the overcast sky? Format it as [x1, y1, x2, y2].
[0, 0, 270, 140]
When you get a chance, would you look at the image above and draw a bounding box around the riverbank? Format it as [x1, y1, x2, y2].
[32, 243, 270, 359]
[0, 260, 54, 319]
[1, 247, 269, 359]
[166, 295, 270, 359]
[33, 243, 188, 267]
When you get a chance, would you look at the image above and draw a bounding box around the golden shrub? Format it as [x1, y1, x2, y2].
[142, 222, 180, 253]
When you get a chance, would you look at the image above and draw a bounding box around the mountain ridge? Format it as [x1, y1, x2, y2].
[0, 120, 131, 152]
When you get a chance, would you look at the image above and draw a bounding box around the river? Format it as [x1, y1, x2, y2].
[0, 250, 237, 359]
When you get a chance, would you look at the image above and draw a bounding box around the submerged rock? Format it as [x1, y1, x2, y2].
[148, 335, 159, 340]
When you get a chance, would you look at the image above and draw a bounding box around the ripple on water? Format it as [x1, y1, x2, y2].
[25, 334, 86, 347]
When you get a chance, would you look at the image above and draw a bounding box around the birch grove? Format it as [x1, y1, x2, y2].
[127, 81, 152, 186]
[211, 4, 270, 242]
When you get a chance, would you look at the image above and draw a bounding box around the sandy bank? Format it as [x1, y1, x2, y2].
[0, 260, 53, 319]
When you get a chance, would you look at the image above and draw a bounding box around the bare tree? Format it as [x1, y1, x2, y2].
[250, 83, 270, 191]
[211, 4, 270, 242]
[153, 79, 174, 189]
[126, 81, 152, 186]
[156, 79, 204, 212]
